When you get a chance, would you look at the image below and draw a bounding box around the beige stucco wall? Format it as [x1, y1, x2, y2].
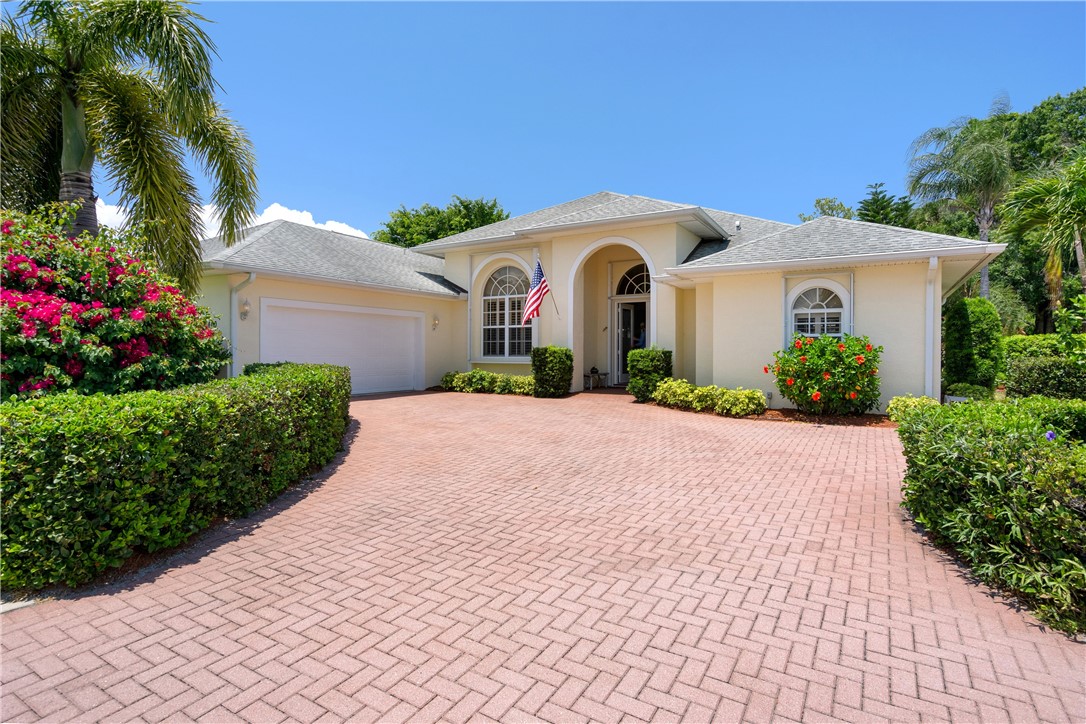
[196, 273, 467, 387]
[704, 261, 934, 410]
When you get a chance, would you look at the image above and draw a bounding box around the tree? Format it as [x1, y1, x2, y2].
[856, 182, 914, 227]
[797, 197, 854, 223]
[1008, 88, 1086, 171]
[373, 196, 509, 248]
[908, 97, 1016, 298]
[1001, 155, 1086, 294]
[1, 1, 257, 293]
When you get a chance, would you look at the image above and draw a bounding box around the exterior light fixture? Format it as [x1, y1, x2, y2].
[432, 314, 440, 331]
[240, 298, 251, 320]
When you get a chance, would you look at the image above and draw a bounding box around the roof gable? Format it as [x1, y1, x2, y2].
[201, 220, 464, 297]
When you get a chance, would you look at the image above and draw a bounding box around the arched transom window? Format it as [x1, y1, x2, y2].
[483, 266, 532, 357]
[617, 263, 650, 296]
[792, 287, 844, 337]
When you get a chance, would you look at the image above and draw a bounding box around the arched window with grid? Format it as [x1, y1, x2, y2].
[616, 263, 651, 296]
[482, 266, 532, 357]
[791, 286, 845, 337]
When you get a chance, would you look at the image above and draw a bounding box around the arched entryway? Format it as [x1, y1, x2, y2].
[568, 239, 656, 388]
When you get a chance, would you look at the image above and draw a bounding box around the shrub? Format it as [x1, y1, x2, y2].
[440, 370, 533, 396]
[886, 394, 939, 423]
[652, 378, 766, 417]
[1003, 334, 1085, 363]
[627, 348, 672, 403]
[766, 334, 882, 414]
[943, 296, 1003, 389]
[531, 346, 573, 398]
[944, 382, 992, 401]
[0, 363, 350, 589]
[896, 398, 1086, 633]
[1005, 357, 1086, 400]
[1, 204, 229, 398]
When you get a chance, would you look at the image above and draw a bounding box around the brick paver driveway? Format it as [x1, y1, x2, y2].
[3, 392, 1083, 723]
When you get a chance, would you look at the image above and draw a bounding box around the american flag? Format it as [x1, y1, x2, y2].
[521, 260, 550, 326]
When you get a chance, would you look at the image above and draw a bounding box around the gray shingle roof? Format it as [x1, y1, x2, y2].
[201, 220, 464, 296]
[413, 192, 715, 251]
[678, 216, 992, 269]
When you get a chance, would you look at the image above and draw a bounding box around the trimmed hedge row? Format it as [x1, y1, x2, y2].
[652, 378, 767, 417]
[1005, 357, 1086, 400]
[894, 397, 1086, 633]
[441, 369, 534, 396]
[0, 363, 350, 589]
[530, 346, 573, 398]
[1004, 334, 1086, 362]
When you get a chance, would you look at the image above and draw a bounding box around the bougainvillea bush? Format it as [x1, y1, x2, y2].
[1, 205, 229, 398]
[766, 334, 883, 414]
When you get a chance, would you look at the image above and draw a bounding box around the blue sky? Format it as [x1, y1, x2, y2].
[101, 1, 1085, 237]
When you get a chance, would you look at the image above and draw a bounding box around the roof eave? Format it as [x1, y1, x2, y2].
[201, 262, 467, 300]
[665, 243, 1007, 277]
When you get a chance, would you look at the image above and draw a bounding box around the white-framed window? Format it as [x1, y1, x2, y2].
[787, 279, 850, 339]
[482, 266, 532, 357]
[617, 263, 651, 295]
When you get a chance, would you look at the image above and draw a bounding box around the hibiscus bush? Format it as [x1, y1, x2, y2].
[766, 334, 883, 414]
[1, 205, 229, 398]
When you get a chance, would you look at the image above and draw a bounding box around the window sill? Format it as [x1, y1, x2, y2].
[472, 357, 531, 365]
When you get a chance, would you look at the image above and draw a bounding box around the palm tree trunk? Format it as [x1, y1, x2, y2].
[977, 213, 992, 299]
[59, 170, 98, 236]
[60, 89, 98, 236]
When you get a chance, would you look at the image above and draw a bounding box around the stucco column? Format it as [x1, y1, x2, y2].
[695, 282, 714, 386]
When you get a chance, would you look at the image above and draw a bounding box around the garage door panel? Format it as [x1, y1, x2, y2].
[260, 302, 421, 394]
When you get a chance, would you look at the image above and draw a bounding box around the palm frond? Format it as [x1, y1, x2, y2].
[82, 66, 203, 293]
[184, 102, 257, 243]
[80, 0, 216, 125]
[1, 17, 63, 210]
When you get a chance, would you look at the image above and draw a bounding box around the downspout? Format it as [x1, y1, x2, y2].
[924, 257, 938, 398]
[228, 272, 256, 377]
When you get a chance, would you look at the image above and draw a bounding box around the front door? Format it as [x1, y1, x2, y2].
[615, 301, 647, 385]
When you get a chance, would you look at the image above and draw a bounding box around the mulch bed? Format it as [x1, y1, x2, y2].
[749, 408, 896, 428]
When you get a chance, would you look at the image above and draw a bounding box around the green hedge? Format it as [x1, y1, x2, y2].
[652, 378, 767, 417]
[885, 395, 940, 422]
[1005, 357, 1086, 400]
[944, 297, 1003, 389]
[440, 369, 534, 396]
[944, 382, 993, 401]
[627, 348, 672, 403]
[895, 397, 1086, 633]
[0, 363, 350, 589]
[1004, 334, 1086, 363]
[531, 346, 573, 398]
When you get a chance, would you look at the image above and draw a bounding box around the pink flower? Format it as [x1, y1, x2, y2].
[63, 359, 84, 377]
[130, 308, 146, 321]
[21, 320, 37, 337]
[1, 219, 14, 234]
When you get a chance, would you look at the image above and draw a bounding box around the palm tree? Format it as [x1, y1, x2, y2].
[1, 0, 257, 292]
[1002, 155, 1086, 294]
[907, 97, 1015, 298]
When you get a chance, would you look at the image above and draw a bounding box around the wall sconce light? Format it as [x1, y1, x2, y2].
[240, 298, 251, 320]
[432, 314, 440, 331]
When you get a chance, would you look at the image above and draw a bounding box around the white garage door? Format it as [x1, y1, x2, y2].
[260, 299, 423, 394]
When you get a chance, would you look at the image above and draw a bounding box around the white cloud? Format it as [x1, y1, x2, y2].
[94, 199, 369, 240]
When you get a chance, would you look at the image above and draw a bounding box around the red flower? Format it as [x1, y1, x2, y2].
[786, 378, 794, 386]
[63, 359, 83, 377]
[811, 391, 821, 401]
[805, 338, 813, 346]
[795, 339, 803, 349]
[855, 355, 865, 365]
[1, 219, 14, 235]
[823, 372, 831, 380]
[865, 343, 873, 352]
[763, 365, 769, 374]
[799, 355, 807, 363]
[849, 391, 857, 399]
[838, 343, 846, 351]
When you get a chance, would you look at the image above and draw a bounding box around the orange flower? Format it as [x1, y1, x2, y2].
[838, 343, 846, 352]
[800, 355, 807, 363]
[786, 378, 794, 386]
[823, 372, 831, 380]
[865, 343, 873, 352]
[811, 391, 821, 401]
[805, 338, 814, 345]
[855, 354, 865, 364]
[795, 339, 804, 349]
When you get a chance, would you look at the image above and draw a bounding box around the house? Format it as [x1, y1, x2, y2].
[199, 191, 1004, 407]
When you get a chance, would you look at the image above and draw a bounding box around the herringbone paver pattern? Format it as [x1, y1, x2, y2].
[2, 392, 1083, 723]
